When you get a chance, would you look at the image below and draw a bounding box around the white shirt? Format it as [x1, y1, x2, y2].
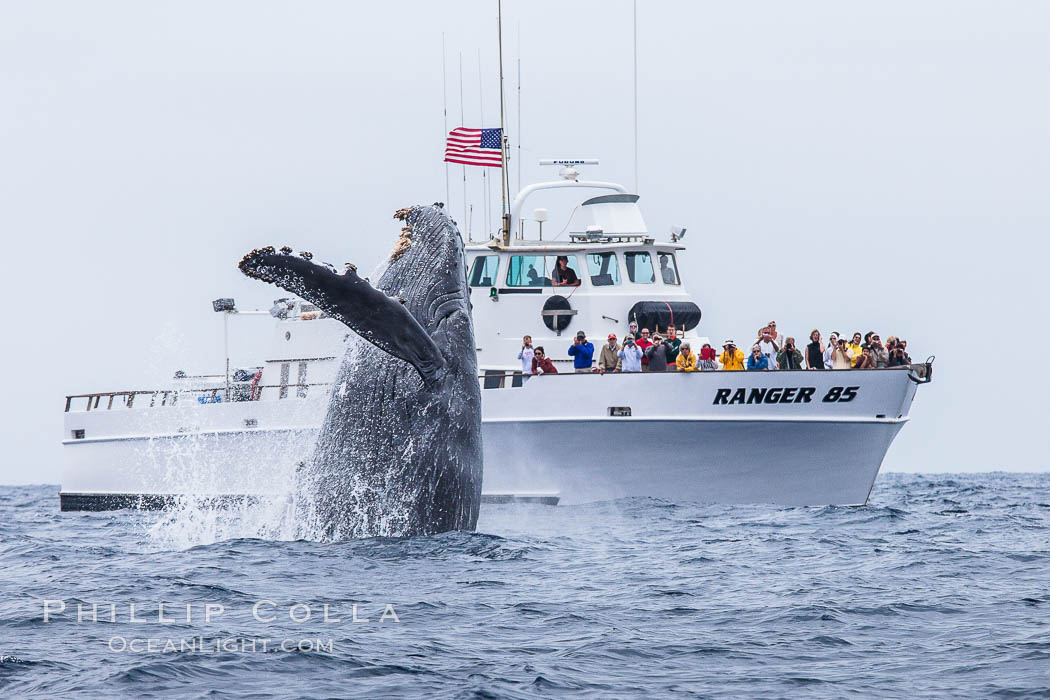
[618, 344, 643, 372]
[823, 340, 838, 369]
[517, 346, 535, 374]
[757, 339, 779, 370]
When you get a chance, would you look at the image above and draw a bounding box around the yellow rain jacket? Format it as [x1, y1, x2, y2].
[719, 348, 746, 371]
[676, 351, 698, 372]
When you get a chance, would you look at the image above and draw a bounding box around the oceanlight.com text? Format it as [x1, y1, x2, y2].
[108, 637, 335, 654]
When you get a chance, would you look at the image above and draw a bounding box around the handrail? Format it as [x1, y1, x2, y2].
[64, 383, 332, 412]
[64, 362, 933, 412]
[64, 383, 330, 399]
[477, 365, 921, 380]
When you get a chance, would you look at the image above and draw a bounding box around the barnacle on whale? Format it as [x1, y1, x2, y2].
[390, 237, 413, 261]
[393, 207, 412, 221]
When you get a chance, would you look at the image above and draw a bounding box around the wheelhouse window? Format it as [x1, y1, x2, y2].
[506, 255, 548, 287]
[624, 252, 655, 284]
[468, 255, 499, 287]
[505, 255, 581, 287]
[585, 252, 621, 286]
[657, 252, 680, 285]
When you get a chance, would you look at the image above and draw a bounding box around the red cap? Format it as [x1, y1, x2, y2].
[608, 333, 617, 339]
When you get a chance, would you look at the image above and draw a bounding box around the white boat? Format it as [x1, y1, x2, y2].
[60, 163, 933, 510]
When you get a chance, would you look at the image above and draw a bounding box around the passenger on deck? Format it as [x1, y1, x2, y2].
[766, 320, 785, 348]
[854, 347, 876, 369]
[830, 337, 853, 369]
[747, 344, 770, 371]
[823, 332, 841, 369]
[659, 254, 677, 284]
[847, 333, 864, 367]
[676, 343, 698, 372]
[887, 338, 911, 367]
[531, 347, 558, 375]
[552, 255, 580, 287]
[628, 320, 639, 339]
[899, 340, 912, 363]
[698, 344, 721, 371]
[618, 334, 643, 372]
[636, 328, 654, 371]
[806, 330, 826, 370]
[777, 337, 804, 370]
[719, 340, 746, 371]
[568, 330, 594, 373]
[598, 334, 622, 374]
[663, 325, 682, 370]
[517, 335, 535, 375]
[757, 327, 780, 370]
[868, 334, 888, 368]
[644, 334, 671, 372]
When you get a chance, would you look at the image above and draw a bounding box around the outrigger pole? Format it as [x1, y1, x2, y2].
[498, 0, 511, 245]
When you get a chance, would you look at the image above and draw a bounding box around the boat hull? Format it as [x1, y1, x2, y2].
[60, 368, 924, 508]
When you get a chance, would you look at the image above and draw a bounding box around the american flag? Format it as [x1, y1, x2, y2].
[444, 127, 503, 167]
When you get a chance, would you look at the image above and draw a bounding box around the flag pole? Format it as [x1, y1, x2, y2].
[498, 0, 510, 245]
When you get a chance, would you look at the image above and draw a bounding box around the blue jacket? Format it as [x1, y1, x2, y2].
[746, 353, 769, 371]
[568, 340, 595, 369]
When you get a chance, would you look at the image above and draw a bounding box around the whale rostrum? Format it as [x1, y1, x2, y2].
[238, 205, 482, 538]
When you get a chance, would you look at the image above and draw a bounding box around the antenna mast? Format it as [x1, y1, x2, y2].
[633, 0, 639, 194]
[516, 21, 522, 198]
[459, 52, 468, 240]
[478, 48, 490, 237]
[498, 0, 510, 245]
[442, 33, 450, 208]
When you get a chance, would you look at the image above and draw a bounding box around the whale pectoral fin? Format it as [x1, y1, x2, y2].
[239, 248, 445, 385]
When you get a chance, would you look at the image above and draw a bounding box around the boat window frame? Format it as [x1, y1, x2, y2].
[585, 251, 621, 286]
[624, 250, 656, 284]
[656, 251, 681, 286]
[468, 254, 500, 287]
[504, 254, 582, 288]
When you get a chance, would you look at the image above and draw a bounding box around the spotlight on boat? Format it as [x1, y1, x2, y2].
[670, 225, 687, 242]
[212, 298, 236, 313]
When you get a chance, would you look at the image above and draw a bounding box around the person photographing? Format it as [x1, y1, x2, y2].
[567, 330, 595, 373]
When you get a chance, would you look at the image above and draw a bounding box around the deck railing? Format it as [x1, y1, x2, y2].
[65, 361, 933, 410]
[64, 383, 331, 413]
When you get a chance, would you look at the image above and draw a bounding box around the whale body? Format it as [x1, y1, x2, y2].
[238, 205, 482, 539]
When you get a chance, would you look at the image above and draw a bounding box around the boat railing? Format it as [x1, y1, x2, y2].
[65, 362, 934, 410]
[476, 363, 929, 389]
[64, 383, 331, 413]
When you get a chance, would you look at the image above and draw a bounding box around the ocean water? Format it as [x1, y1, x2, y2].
[1, 472, 1049, 698]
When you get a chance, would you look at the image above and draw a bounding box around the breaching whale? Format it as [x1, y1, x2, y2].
[237, 205, 482, 539]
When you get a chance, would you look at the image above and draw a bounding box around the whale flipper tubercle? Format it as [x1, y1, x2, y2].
[239, 249, 445, 385]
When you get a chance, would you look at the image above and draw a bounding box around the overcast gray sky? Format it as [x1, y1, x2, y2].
[1, 0, 1048, 485]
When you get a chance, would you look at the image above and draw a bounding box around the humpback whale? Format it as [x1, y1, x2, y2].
[238, 205, 482, 539]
